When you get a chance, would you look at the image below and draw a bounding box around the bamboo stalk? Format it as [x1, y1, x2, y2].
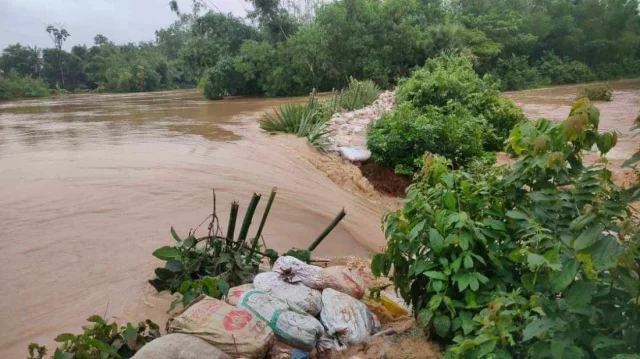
[237, 193, 261, 248]
[246, 188, 277, 264]
[226, 201, 239, 241]
[308, 208, 346, 252]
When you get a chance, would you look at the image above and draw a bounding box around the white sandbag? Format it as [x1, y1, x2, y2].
[338, 147, 371, 162]
[272, 256, 323, 289]
[254, 272, 322, 316]
[320, 289, 379, 346]
[132, 334, 232, 359]
[319, 266, 365, 299]
[167, 296, 274, 359]
[225, 283, 254, 306]
[237, 290, 327, 352]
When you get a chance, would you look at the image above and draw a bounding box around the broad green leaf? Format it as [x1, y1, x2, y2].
[432, 280, 444, 292]
[429, 228, 445, 253]
[550, 339, 568, 359]
[371, 254, 387, 277]
[565, 281, 595, 308]
[217, 280, 230, 296]
[53, 349, 74, 359]
[523, 317, 554, 341]
[458, 232, 471, 251]
[527, 252, 547, 269]
[590, 236, 621, 271]
[433, 315, 451, 338]
[179, 280, 192, 294]
[468, 276, 479, 291]
[54, 333, 75, 342]
[170, 226, 181, 242]
[457, 274, 470, 292]
[463, 255, 473, 269]
[152, 246, 180, 261]
[164, 259, 183, 272]
[550, 258, 579, 292]
[87, 315, 104, 323]
[417, 309, 434, 329]
[182, 235, 196, 248]
[464, 290, 477, 308]
[428, 294, 443, 310]
[122, 323, 138, 349]
[443, 191, 456, 210]
[573, 223, 604, 251]
[506, 210, 528, 219]
[484, 219, 505, 231]
[155, 267, 176, 281]
[424, 271, 448, 280]
[87, 338, 120, 358]
[409, 220, 426, 240]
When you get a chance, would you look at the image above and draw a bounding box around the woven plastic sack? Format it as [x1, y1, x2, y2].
[238, 290, 327, 352]
[225, 283, 254, 306]
[320, 289, 379, 346]
[319, 266, 365, 299]
[132, 334, 231, 359]
[254, 272, 322, 316]
[272, 256, 323, 289]
[167, 296, 275, 359]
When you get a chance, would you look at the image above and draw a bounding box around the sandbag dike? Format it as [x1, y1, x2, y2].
[136, 256, 439, 359]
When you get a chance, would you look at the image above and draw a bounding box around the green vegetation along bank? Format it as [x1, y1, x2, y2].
[3, 0, 640, 100]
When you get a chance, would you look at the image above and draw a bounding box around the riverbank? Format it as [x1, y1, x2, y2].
[320, 79, 639, 188]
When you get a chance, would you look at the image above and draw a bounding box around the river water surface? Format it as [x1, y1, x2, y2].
[0, 90, 391, 357]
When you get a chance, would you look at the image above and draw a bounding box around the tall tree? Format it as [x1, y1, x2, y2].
[46, 24, 70, 87]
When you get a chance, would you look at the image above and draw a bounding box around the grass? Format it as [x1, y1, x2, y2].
[336, 77, 380, 111]
[260, 92, 334, 151]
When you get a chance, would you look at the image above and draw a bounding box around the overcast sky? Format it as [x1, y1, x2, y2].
[0, 0, 249, 50]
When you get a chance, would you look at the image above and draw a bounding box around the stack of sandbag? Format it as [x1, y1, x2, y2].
[166, 296, 275, 359]
[237, 289, 329, 352]
[320, 289, 380, 347]
[253, 272, 322, 316]
[132, 334, 231, 359]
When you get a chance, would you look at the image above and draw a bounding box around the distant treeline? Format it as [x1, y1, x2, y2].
[1, 0, 639, 99]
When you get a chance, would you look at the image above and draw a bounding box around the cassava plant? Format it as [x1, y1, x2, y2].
[373, 99, 640, 358]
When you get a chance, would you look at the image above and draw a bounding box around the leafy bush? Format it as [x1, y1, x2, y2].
[28, 315, 160, 359]
[260, 91, 334, 150]
[493, 55, 549, 91]
[537, 52, 595, 85]
[0, 69, 49, 100]
[337, 77, 380, 111]
[367, 102, 486, 175]
[372, 100, 640, 358]
[368, 55, 524, 174]
[578, 84, 613, 102]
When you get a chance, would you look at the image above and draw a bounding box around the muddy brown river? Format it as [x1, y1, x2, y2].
[1, 80, 638, 358]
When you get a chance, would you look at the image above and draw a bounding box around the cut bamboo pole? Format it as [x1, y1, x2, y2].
[247, 187, 277, 264]
[236, 193, 261, 248]
[226, 201, 239, 241]
[308, 208, 346, 252]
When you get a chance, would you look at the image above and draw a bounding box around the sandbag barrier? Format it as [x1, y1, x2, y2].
[137, 256, 408, 359]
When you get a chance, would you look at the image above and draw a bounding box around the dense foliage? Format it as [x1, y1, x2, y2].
[0, 69, 49, 100]
[372, 99, 640, 358]
[28, 316, 159, 359]
[3, 0, 640, 99]
[579, 84, 614, 102]
[368, 55, 525, 175]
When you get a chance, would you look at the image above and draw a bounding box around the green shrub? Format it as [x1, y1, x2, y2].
[369, 55, 524, 174]
[537, 52, 595, 85]
[372, 100, 640, 358]
[367, 102, 486, 175]
[578, 84, 613, 101]
[337, 77, 380, 111]
[0, 69, 49, 100]
[493, 54, 549, 91]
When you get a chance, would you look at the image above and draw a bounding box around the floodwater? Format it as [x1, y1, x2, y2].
[0, 90, 391, 358]
[1, 79, 638, 358]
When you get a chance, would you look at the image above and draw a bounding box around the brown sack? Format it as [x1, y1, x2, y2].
[167, 296, 275, 359]
[132, 334, 232, 359]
